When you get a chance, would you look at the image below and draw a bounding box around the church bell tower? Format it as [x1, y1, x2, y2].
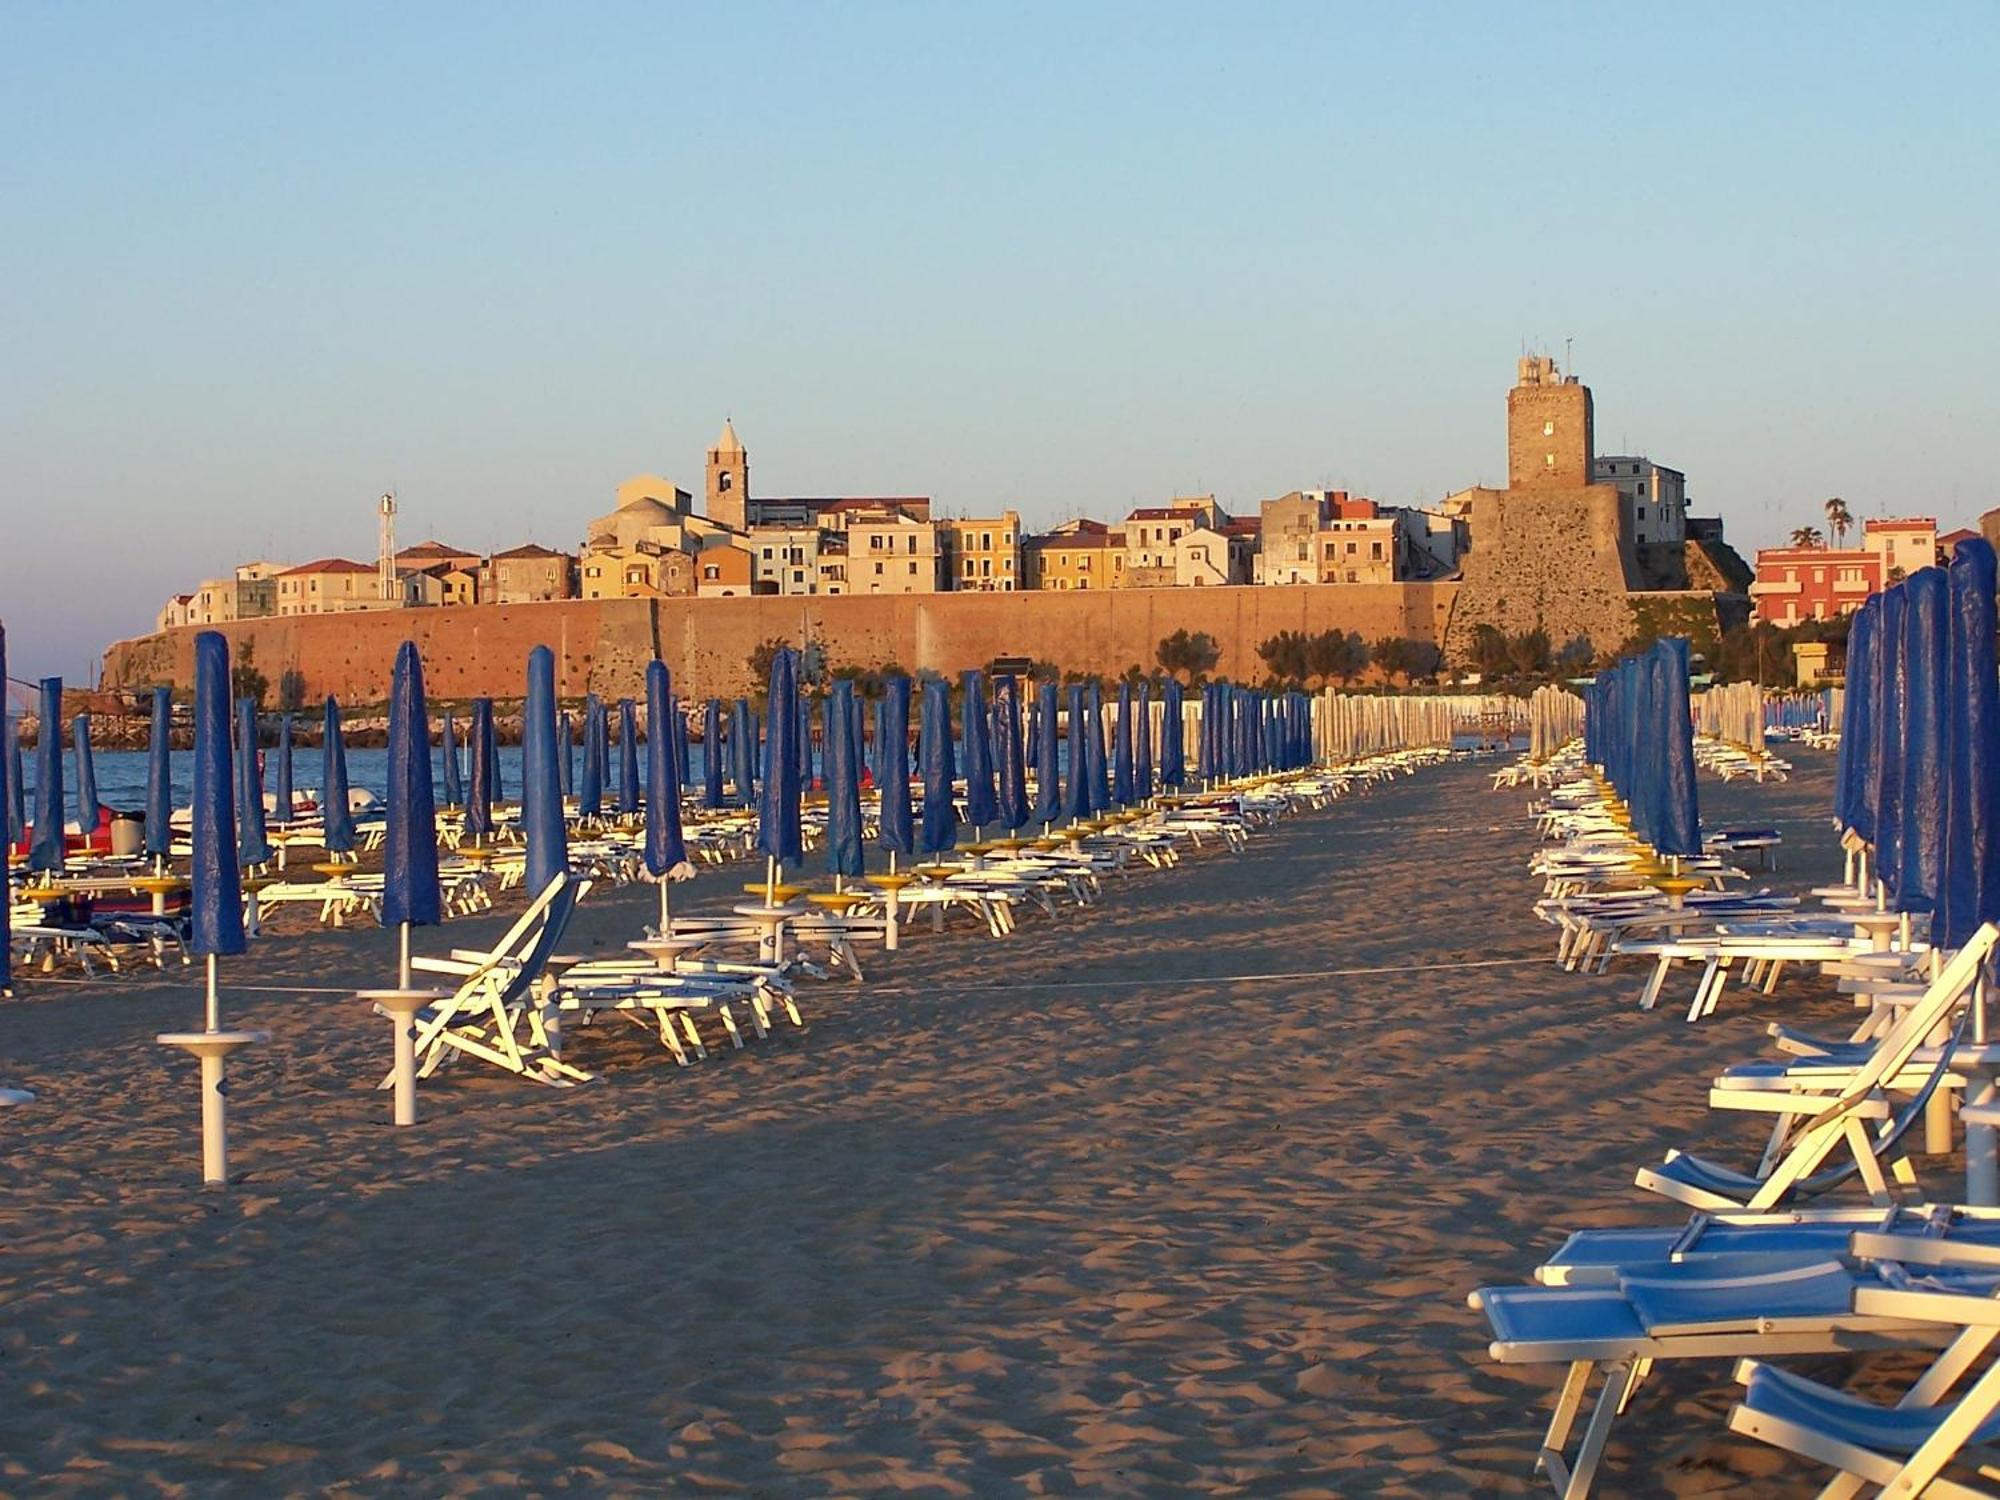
[706, 419, 749, 531]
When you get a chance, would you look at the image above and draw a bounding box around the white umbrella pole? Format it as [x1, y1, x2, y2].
[658, 878, 672, 936]
[399, 922, 412, 990]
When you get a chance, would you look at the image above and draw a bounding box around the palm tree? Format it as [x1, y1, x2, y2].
[1790, 525, 1826, 549]
[1823, 496, 1852, 548]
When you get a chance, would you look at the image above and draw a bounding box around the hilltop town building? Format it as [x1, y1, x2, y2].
[1594, 456, 1687, 548]
[939, 512, 1022, 591]
[1749, 516, 1939, 624]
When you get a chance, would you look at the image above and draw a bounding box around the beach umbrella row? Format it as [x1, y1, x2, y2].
[1836, 539, 2000, 947]
[1694, 680, 1765, 752]
[1584, 638, 1701, 859]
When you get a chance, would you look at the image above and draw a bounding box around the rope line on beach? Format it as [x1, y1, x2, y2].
[25, 953, 1550, 998]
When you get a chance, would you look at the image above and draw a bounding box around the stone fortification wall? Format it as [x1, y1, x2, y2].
[1442, 486, 1641, 662]
[102, 583, 1459, 703]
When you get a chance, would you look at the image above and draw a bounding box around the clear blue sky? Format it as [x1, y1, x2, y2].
[3, 2, 1995, 684]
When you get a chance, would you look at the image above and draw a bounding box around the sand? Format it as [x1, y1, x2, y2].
[0, 751, 1945, 1496]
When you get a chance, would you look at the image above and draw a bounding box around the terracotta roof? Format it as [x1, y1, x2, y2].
[1126, 507, 1187, 521]
[490, 543, 569, 560]
[397, 539, 475, 559]
[1939, 527, 1980, 545]
[1222, 518, 1260, 536]
[281, 557, 374, 576]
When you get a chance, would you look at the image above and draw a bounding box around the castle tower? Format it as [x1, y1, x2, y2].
[1506, 355, 1594, 489]
[706, 418, 749, 531]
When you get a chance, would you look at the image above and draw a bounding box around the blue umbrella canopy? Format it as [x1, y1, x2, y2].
[579, 694, 606, 819]
[381, 642, 442, 930]
[644, 660, 688, 878]
[755, 650, 804, 864]
[522, 646, 569, 896]
[702, 699, 725, 808]
[617, 696, 641, 816]
[731, 697, 758, 809]
[1161, 678, 1185, 788]
[878, 676, 914, 856]
[272, 712, 294, 823]
[71, 715, 99, 840]
[825, 679, 865, 878]
[961, 671, 998, 830]
[919, 677, 959, 855]
[558, 711, 574, 797]
[465, 697, 496, 839]
[145, 686, 173, 859]
[28, 679, 62, 873]
[1894, 568, 1949, 915]
[993, 673, 1029, 832]
[1031, 680, 1062, 825]
[1064, 685, 1090, 821]
[321, 696, 357, 855]
[1133, 680, 1153, 798]
[1085, 681, 1111, 813]
[1939, 538, 2000, 949]
[440, 711, 463, 808]
[189, 634, 245, 958]
[1112, 681, 1135, 807]
[235, 698, 270, 867]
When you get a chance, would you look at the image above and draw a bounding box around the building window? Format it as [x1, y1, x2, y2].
[703, 565, 719, 580]
[907, 561, 917, 575]
[1545, 453, 1555, 468]
[874, 562, 884, 576]
[1543, 420, 1555, 436]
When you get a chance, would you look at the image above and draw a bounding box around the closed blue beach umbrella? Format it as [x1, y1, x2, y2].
[321, 696, 356, 855]
[579, 695, 605, 820]
[799, 695, 816, 790]
[1939, 539, 2000, 948]
[0, 634, 9, 981]
[1161, 678, 1185, 789]
[731, 698, 758, 809]
[1085, 682, 1111, 813]
[919, 677, 958, 855]
[483, 697, 503, 806]
[440, 711, 463, 808]
[644, 661, 688, 878]
[993, 674, 1029, 832]
[1895, 568, 1949, 914]
[1133, 681, 1153, 798]
[702, 699, 726, 808]
[189, 634, 245, 966]
[272, 712, 294, 824]
[236, 698, 270, 867]
[7, 719, 24, 848]
[558, 711, 574, 797]
[755, 650, 803, 867]
[1112, 681, 1135, 807]
[72, 715, 100, 846]
[466, 697, 495, 840]
[1651, 640, 1701, 859]
[1064, 685, 1090, 822]
[522, 646, 568, 897]
[1031, 680, 1062, 826]
[825, 679, 865, 878]
[878, 676, 914, 858]
[381, 641, 442, 983]
[29, 680, 63, 873]
[962, 671, 997, 832]
[1874, 587, 1909, 897]
[676, 702, 694, 793]
[617, 696, 641, 817]
[145, 686, 173, 861]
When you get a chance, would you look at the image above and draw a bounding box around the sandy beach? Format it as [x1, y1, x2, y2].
[0, 749, 1938, 1496]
